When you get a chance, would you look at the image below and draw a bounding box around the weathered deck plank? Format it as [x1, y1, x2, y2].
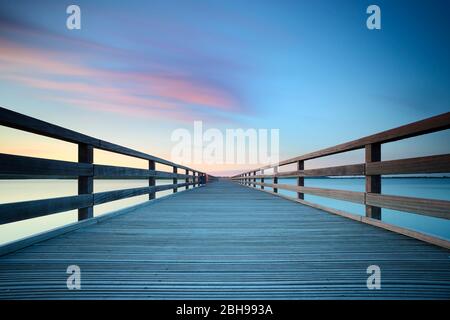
[0, 180, 449, 299]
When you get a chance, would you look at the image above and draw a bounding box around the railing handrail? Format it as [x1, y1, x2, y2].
[233, 112, 450, 176]
[0, 106, 213, 225]
[231, 112, 450, 248]
[0, 106, 200, 172]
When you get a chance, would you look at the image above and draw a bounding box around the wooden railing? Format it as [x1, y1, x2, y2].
[0, 107, 212, 225]
[232, 112, 450, 243]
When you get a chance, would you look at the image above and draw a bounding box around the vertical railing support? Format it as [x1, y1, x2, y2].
[253, 171, 256, 187]
[173, 166, 178, 193]
[273, 166, 278, 193]
[297, 160, 304, 200]
[78, 144, 93, 221]
[185, 169, 189, 189]
[261, 169, 264, 190]
[149, 160, 155, 200]
[365, 143, 381, 219]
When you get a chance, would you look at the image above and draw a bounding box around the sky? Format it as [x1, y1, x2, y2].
[0, 0, 449, 176]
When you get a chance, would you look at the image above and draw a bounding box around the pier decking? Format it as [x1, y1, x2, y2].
[0, 180, 449, 299]
[1, 107, 449, 299]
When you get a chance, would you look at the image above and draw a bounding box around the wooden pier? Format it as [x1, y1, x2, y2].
[0, 107, 449, 299]
[0, 180, 449, 299]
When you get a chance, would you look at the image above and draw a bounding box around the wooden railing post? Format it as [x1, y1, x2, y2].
[185, 169, 189, 189]
[365, 143, 381, 219]
[261, 169, 264, 190]
[148, 160, 156, 200]
[273, 166, 278, 193]
[173, 166, 178, 193]
[253, 171, 256, 187]
[78, 144, 93, 221]
[297, 160, 304, 200]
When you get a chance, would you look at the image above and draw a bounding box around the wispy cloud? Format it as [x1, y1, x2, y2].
[0, 16, 246, 123]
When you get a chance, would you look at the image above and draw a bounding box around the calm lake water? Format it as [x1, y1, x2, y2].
[0, 180, 177, 245]
[0, 178, 449, 244]
[266, 178, 450, 241]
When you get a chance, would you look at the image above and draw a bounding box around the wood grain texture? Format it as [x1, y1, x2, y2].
[249, 181, 365, 204]
[243, 181, 450, 220]
[93, 164, 194, 179]
[0, 183, 198, 224]
[0, 180, 448, 299]
[93, 183, 195, 205]
[365, 143, 381, 219]
[0, 106, 203, 174]
[366, 154, 450, 175]
[173, 167, 178, 193]
[240, 164, 365, 179]
[0, 153, 93, 178]
[0, 106, 98, 146]
[148, 160, 156, 200]
[78, 144, 93, 221]
[234, 112, 450, 176]
[366, 193, 450, 220]
[242, 184, 450, 249]
[0, 195, 93, 225]
[0, 154, 196, 180]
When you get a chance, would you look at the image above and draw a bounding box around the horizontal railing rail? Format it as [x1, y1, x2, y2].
[242, 112, 450, 171]
[0, 107, 193, 170]
[0, 153, 197, 180]
[232, 112, 450, 244]
[0, 106, 213, 225]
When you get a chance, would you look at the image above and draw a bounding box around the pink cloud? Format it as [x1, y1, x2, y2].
[52, 97, 202, 123]
[0, 38, 242, 121]
[4, 75, 179, 111]
[121, 73, 240, 111]
[0, 41, 95, 77]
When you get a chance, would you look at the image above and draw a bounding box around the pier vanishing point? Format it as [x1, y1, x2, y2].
[0, 107, 449, 299]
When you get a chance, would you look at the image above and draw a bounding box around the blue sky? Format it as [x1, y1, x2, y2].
[0, 0, 449, 175]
